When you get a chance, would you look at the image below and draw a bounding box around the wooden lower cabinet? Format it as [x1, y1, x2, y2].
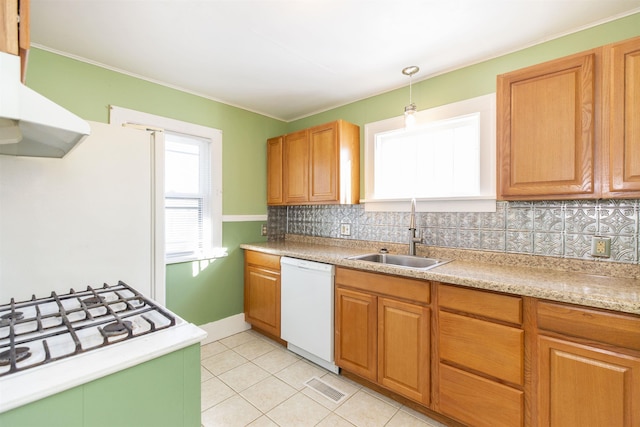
[436, 284, 525, 427]
[536, 301, 640, 427]
[335, 287, 377, 381]
[537, 336, 640, 427]
[244, 250, 281, 337]
[378, 297, 430, 405]
[334, 268, 431, 406]
[335, 265, 640, 426]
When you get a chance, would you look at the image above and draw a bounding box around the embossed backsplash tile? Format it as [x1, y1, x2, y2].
[267, 200, 640, 264]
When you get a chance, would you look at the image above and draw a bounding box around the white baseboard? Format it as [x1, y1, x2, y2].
[198, 313, 251, 345]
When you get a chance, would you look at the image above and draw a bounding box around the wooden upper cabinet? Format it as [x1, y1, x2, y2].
[283, 129, 310, 203]
[271, 120, 360, 205]
[1, 0, 29, 76]
[309, 122, 339, 202]
[602, 36, 640, 198]
[266, 136, 284, 205]
[497, 49, 600, 200]
[1, 0, 20, 55]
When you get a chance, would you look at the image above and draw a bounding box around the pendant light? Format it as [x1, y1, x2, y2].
[402, 66, 419, 128]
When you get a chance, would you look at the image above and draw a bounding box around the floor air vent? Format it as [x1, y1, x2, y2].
[304, 377, 348, 404]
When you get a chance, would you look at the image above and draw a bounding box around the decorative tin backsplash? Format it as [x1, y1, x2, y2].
[267, 199, 640, 264]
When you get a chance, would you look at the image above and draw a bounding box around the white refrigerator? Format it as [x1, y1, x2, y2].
[0, 121, 162, 303]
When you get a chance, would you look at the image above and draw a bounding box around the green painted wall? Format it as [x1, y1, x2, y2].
[22, 12, 640, 326]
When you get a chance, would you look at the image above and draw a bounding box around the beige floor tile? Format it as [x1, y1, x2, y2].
[233, 338, 278, 360]
[201, 341, 229, 359]
[201, 395, 262, 427]
[218, 362, 271, 393]
[266, 393, 331, 427]
[274, 359, 328, 390]
[335, 390, 399, 427]
[316, 413, 357, 427]
[201, 349, 248, 376]
[386, 410, 436, 427]
[240, 375, 297, 412]
[201, 377, 236, 412]
[359, 386, 402, 409]
[399, 406, 447, 427]
[253, 347, 300, 373]
[219, 331, 258, 349]
[201, 366, 214, 382]
[246, 415, 279, 427]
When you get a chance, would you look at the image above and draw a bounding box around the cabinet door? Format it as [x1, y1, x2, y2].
[497, 50, 599, 199]
[244, 264, 280, 337]
[538, 336, 640, 427]
[335, 287, 377, 381]
[603, 36, 640, 198]
[266, 136, 284, 205]
[378, 297, 430, 405]
[283, 129, 309, 203]
[309, 122, 338, 202]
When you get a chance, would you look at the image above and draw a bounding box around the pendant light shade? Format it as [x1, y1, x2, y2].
[402, 66, 419, 128]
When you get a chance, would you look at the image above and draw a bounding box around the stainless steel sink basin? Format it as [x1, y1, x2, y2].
[347, 253, 450, 270]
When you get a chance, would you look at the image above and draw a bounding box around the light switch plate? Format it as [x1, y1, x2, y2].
[340, 223, 351, 236]
[591, 236, 611, 258]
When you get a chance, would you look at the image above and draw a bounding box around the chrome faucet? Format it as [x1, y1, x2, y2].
[408, 198, 422, 256]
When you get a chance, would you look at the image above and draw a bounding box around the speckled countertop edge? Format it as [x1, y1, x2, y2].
[240, 236, 640, 316]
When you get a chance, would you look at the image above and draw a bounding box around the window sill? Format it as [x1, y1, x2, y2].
[165, 248, 228, 265]
[362, 197, 496, 213]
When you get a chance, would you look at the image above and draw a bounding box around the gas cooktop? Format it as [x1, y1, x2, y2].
[0, 281, 176, 377]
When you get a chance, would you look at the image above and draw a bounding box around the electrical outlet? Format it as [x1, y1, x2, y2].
[340, 223, 351, 236]
[261, 223, 268, 236]
[591, 236, 611, 258]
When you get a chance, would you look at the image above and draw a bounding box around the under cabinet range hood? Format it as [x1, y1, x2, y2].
[0, 51, 90, 158]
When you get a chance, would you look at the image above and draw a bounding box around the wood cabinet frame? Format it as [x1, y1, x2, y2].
[602, 36, 640, 198]
[269, 120, 360, 205]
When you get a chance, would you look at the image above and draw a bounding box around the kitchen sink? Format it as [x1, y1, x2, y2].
[347, 253, 450, 270]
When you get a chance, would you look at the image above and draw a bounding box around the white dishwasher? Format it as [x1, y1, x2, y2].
[280, 257, 339, 374]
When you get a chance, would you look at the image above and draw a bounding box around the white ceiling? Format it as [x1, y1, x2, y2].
[30, 1, 640, 122]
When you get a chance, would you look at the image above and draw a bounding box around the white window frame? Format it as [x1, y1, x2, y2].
[109, 106, 224, 265]
[363, 93, 496, 212]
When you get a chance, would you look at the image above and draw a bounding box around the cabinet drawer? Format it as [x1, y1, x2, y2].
[439, 311, 523, 385]
[537, 301, 640, 351]
[336, 267, 430, 304]
[438, 284, 522, 324]
[439, 364, 523, 427]
[245, 250, 281, 270]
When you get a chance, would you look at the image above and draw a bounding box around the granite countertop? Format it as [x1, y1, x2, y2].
[241, 236, 640, 316]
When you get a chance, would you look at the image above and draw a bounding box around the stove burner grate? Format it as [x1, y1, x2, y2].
[0, 311, 24, 327]
[82, 296, 105, 306]
[102, 320, 133, 337]
[0, 346, 31, 366]
[0, 281, 176, 377]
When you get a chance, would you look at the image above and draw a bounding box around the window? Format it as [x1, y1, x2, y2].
[109, 106, 223, 264]
[164, 132, 214, 260]
[364, 93, 496, 212]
